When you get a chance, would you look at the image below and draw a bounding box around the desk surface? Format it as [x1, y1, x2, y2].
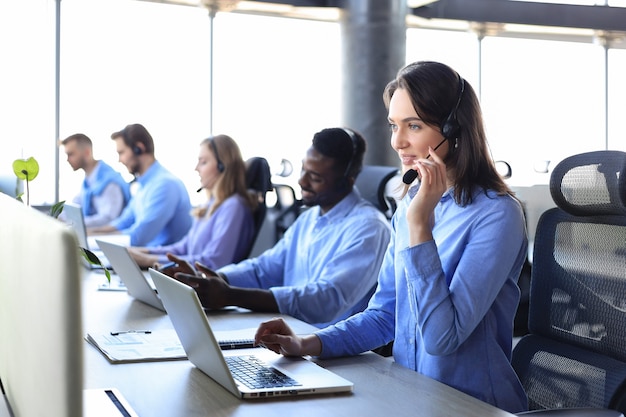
[83, 271, 515, 417]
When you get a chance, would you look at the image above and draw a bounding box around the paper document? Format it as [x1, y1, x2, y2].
[86, 328, 258, 363]
[86, 329, 186, 363]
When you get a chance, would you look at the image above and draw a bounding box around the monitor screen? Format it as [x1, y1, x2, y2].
[0, 194, 83, 416]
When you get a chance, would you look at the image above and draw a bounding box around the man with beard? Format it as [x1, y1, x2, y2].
[60, 133, 130, 227]
[169, 127, 391, 328]
[88, 123, 192, 247]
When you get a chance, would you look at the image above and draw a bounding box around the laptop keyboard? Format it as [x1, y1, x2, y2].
[226, 355, 301, 389]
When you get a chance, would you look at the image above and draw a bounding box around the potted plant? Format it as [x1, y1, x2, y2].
[12, 156, 111, 282]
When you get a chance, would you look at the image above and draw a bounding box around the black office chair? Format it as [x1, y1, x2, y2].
[511, 150, 626, 417]
[354, 165, 400, 218]
[244, 157, 273, 258]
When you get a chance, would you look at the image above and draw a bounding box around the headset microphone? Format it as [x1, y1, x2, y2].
[196, 186, 204, 193]
[402, 169, 419, 185]
[402, 74, 464, 185]
[402, 137, 447, 184]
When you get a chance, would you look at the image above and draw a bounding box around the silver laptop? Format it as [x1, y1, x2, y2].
[63, 202, 112, 269]
[97, 240, 165, 311]
[149, 268, 354, 399]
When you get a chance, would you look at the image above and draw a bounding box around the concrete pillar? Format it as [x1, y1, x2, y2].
[340, 0, 406, 167]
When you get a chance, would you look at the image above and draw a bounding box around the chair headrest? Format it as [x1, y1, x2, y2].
[549, 150, 626, 216]
[245, 157, 273, 193]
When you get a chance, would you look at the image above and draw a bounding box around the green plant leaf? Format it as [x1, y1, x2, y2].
[79, 247, 111, 283]
[12, 157, 39, 181]
[50, 200, 65, 219]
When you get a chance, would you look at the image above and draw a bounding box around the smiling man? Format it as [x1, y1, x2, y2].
[172, 127, 391, 328]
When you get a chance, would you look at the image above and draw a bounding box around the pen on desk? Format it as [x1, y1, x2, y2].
[110, 330, 152, 336]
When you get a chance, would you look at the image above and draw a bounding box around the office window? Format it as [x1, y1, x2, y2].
[608, 49, 626, 152]
[0, 0, 56, 203]
[211, 12, 341, 190]
[406, 28, 480, 88]
[481, 36, 605, 185]
[58, 2, 341, 205]
[59, 0, 213, 204]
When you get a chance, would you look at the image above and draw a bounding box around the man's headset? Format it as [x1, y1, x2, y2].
[339, 128, 358, 189]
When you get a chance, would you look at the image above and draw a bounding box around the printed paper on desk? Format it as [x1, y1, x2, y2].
[86, 329, 186, 364]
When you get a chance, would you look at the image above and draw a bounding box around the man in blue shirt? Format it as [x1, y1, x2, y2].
[60, 133, 130, 227]
[171, 128, 391, 328]
[88, 124, 192, 247]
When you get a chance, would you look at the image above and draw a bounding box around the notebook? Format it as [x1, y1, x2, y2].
[96, 240, 166, 311]
[149, 268, 354, 399]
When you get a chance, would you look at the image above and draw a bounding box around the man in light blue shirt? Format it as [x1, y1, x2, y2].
[61, 133, 130, 227]
[89, 124, 191, 247]
[172, 128, 391, 328]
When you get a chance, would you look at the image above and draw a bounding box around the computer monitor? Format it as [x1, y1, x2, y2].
[0, 194, 83, 416]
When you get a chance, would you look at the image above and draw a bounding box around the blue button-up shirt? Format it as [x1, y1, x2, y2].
[111, 161, 192, 247]
[316, 186, 529, 413]
[219, 189, 391, 328]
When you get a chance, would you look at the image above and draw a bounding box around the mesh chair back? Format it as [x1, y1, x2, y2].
[512, 150, 626, 412]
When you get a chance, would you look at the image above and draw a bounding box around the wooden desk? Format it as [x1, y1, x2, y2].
[82, 271, 516, 417]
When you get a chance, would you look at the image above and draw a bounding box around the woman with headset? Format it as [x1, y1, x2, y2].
[128, 135, 257, 271]
[254, 61, 529, 413]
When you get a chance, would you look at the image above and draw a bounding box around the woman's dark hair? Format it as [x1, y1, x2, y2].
[383, 61, 512, 206]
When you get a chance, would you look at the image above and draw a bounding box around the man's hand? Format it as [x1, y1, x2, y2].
[173, 270, 231, 310]
[155, 253, 198, 278]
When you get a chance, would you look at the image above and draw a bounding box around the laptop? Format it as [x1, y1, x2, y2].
[96, 240, 166, 311]
[63, 202, 112, 269]
[149, 268, 354, 399]
[63, 202, 129, 269]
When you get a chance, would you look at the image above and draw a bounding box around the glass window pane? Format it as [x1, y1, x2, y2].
[608, 49, 626, 151]
[60, 0, 213, 205]
[481, 36, 605, 185]
[406, 28, 480, 87]
[212, 13, 341, 185]
[0, 0, 55, 204]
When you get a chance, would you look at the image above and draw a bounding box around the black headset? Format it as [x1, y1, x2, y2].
[340, 128, 358, 188]
[209, 138, 225, 173]
[122, 128, 143, 156]
[441, 74, 465, 141]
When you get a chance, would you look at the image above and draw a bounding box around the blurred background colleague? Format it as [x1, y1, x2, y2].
[128, 134, 257, 269]
[60, 133, 130, 227]
[89, 123, 192, 247]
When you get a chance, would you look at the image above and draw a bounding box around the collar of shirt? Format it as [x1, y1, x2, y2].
[314, 188, 362, 226]
[135, 160, 161, 187]
[84, 160, 102, 186]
